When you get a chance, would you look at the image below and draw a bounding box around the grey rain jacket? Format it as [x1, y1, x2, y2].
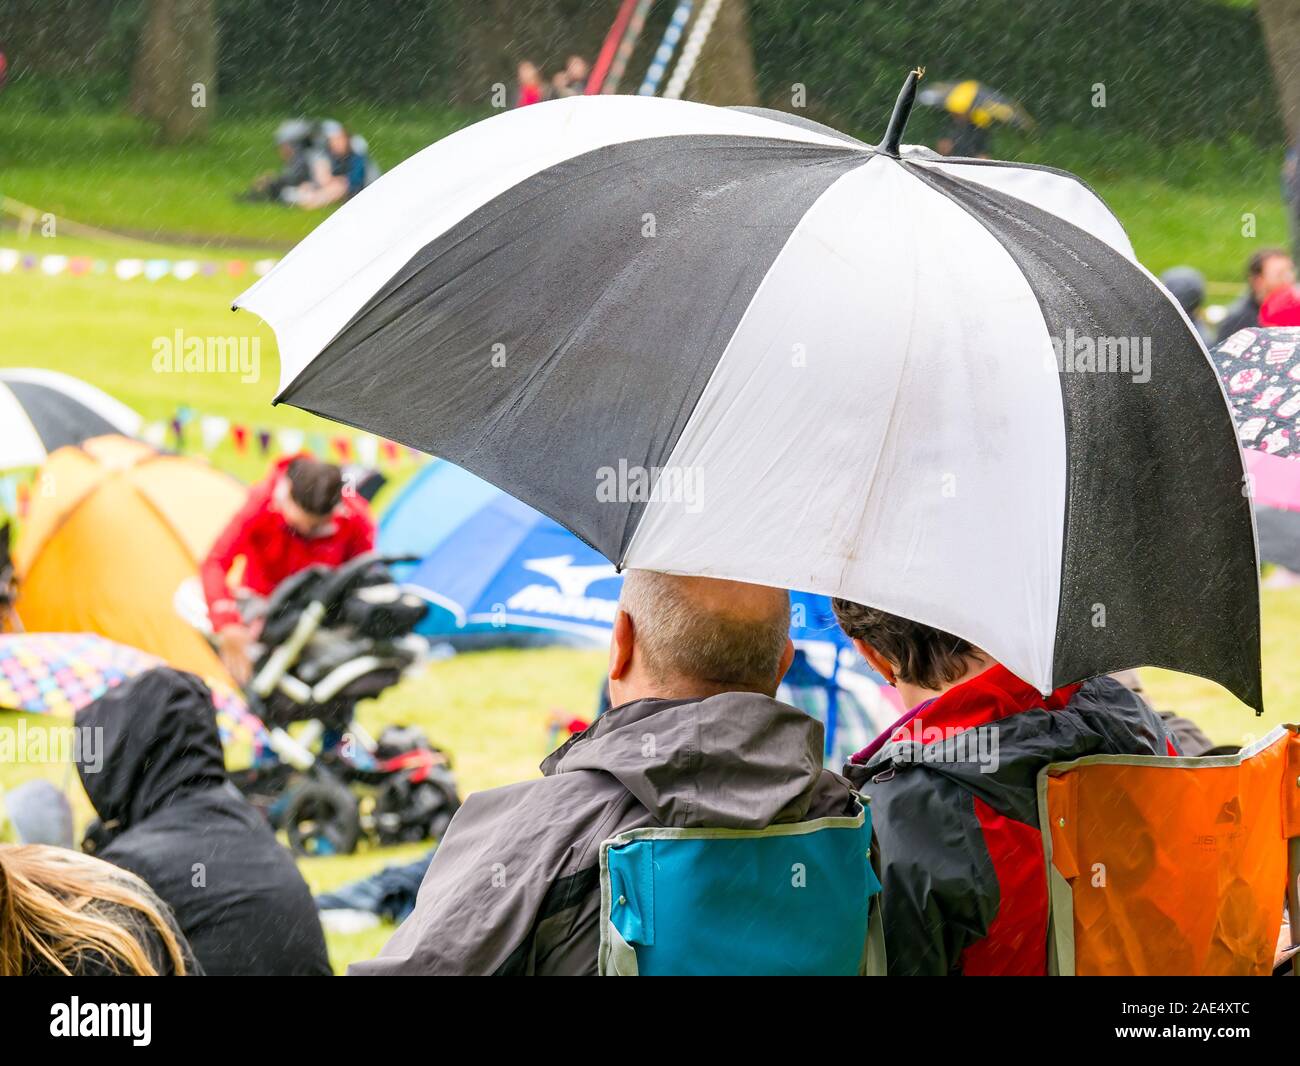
[352, 690, 861, 975]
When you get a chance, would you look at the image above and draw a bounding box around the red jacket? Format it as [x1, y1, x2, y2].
[844, 665, 1177, 976]
[202, 455, 376, 631]
[1259, 284, 1300, 327]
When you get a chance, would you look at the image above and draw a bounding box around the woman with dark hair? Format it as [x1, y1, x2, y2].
[832, 598, 1178, 977]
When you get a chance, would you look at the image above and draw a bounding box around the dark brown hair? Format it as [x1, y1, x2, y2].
[286, 457, 343, 516]
[1247, 248, 1288, 279]
[831, 599, 978, 690]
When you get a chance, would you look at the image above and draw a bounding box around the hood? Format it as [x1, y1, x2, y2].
[1160, 266, 1205, 315]
[853, 672, 1171, 823]
[75, 667, 228, 830]
[540, 691, 831, 829]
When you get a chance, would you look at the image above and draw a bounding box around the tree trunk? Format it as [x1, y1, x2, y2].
[130, 0, 217, 143]
[1258, 0, 1300, 260]
[685, 0, 759, 107]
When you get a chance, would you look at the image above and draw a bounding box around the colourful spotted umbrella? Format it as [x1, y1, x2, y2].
[0, 632, 268, 753]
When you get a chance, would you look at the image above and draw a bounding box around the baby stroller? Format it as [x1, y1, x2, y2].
[223, 552, 461, 855]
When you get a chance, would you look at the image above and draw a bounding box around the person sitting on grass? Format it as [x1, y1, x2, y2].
[240, 118, 314, 204]
[831, 598, 1177, 977]
[0, 843, 199, 975]
[352, 570, 862, 976]
[287, 120, 368, 210]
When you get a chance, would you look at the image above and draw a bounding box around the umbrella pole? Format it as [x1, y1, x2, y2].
[880, 66, 925, 156]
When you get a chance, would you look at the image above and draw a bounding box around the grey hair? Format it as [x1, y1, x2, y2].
[618, 570, 790, 693]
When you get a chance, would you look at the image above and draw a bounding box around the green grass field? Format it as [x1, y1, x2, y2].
[2, 97, 1299, 972]
[2, 88, 1290, 279]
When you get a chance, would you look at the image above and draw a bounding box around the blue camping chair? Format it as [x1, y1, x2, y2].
[598, 801, 884, 976]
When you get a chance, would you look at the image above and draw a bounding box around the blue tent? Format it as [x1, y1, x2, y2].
[380, 460, 622, 645]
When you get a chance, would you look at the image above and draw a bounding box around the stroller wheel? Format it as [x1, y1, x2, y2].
[284, 779, 361, 857]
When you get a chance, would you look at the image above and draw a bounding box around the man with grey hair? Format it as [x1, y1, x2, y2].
[353, 570, 860, 975]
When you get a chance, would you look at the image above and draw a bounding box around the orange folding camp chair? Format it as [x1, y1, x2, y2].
[1038, 724, 1300, 976]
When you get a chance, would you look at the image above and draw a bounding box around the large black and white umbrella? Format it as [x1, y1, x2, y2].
[237, 73, 1262, 710]
[0, 369, 141, 470]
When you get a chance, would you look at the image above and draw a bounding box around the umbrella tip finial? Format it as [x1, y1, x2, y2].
[880, 66, 924, 157]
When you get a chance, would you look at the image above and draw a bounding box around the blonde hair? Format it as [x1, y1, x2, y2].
[0, 844, 188, 976]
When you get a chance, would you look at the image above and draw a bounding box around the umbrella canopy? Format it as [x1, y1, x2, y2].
[0, 631, 266, 750]
[0, 369, 141, 471]
[237, 77, 1261, 710]
[1212, 326, 1300, 572]
[9, 436, 246, 680]
[917, 79, 1034, 130]
[384, 458, 854, 650]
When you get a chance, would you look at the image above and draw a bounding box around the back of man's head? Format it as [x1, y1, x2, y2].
[614, 571, 791, 700]
[286, 457, 343, 517]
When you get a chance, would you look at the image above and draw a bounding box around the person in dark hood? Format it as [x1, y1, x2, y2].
[75, 668, 331, 976]
[352, 570, 862, 976]
[1215, 248, 1295, 343]
[240, 118, 314, 203]
[1160, 265, 1213, 345]
[831, 599, 1177, 976]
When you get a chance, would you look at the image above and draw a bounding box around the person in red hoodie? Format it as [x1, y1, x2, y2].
[832, 599, 1177, 976]
[1259, 281, 1300, 327]
[202, 455, 376, 684]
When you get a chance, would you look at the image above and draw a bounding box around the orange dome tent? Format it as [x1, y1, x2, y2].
[9, 435, 245, 681]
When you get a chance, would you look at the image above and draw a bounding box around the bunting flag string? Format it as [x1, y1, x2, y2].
[147, 409, 427, 470]
[0, 247, 279, 282]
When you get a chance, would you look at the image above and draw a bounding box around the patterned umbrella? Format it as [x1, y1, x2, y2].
[1213, 326, 1300, 572]
[1214, 326, 1300, 458]
[0, 632, 268, 752]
